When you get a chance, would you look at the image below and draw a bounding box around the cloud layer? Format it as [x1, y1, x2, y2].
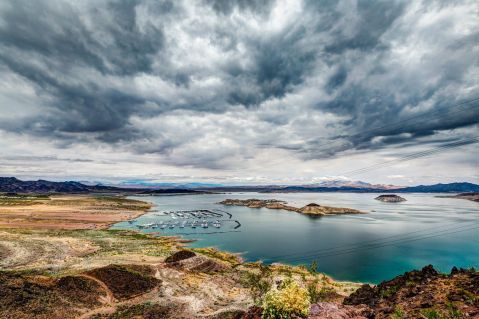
[0, 0, 478, 184]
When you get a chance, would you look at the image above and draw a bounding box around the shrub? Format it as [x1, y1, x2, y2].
[306, 279, 320, 303]
[244, 264, 273, 304]
[390, 306, 405, 319]
[308, 260, 318, 274]
[262, 281, 310, 319]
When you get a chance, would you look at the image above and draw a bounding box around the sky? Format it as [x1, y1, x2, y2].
[0, 0, 478, 186]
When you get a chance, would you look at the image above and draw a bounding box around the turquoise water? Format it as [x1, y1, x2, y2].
[111, 193, 479, 283]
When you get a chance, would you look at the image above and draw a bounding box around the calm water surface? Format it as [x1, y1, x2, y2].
[111, 193, 479, 283]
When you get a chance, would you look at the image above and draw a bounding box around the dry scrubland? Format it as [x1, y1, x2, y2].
[0, 195, 151, 229]
[0, 228, 360, 319]
[0, 195, 360, 319]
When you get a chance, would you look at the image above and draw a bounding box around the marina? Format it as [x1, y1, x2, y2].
[133, 209, 236, 230]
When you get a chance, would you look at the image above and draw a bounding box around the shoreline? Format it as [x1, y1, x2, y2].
[0, 194, 153, 230]
[120, 196, 361, 284]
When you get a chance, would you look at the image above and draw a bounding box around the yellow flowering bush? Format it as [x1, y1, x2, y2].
[262, 281, 310, 319]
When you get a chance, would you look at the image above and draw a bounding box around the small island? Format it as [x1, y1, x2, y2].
[375, 194, 407, 202]
[218, 198, 364, 216]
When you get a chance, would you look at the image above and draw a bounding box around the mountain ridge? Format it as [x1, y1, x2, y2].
[1, 177, 479, 194]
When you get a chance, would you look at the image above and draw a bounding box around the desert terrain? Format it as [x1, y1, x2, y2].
[0, 195, 362, 319]
[0, 194, 151, 229]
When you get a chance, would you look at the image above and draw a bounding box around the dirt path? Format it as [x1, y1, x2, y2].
[79, 274, 116, 304]
[76, 271, 162, 319]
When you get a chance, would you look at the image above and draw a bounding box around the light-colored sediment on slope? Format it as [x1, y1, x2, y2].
[0, 195, 152, 229]
[0, 228, 361, 319]
[219, 198, 365, 215]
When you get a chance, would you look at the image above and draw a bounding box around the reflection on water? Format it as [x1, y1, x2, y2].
[111, 192, 479, 283]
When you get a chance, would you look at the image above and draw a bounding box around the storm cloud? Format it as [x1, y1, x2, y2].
[0, 0, 478, 184]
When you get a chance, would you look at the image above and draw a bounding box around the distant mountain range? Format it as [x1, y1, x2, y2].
[0, 177, 206, 194]
[293, 180, 401, 190]
[1, 177, 479, 194]
[195, 181, 479, 193]
[0, 177, 127, 194]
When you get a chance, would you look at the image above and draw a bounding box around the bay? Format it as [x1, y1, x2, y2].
[111, 192, 479, 283]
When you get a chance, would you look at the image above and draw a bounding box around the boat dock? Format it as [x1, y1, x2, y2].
[134, 209, 241, 231]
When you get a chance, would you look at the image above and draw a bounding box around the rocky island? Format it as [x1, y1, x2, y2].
[374, 194, 407, 202]
[218, 198, 364, 216]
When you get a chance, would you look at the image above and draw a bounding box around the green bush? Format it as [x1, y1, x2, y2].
[307, 279, 320, 303]
[390, 306, 405, 319]
[243, 264, 273, 304]
[262, 281, 310, 319]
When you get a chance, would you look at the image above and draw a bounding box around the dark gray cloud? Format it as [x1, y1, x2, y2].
[0, 1, 165, 75]
[0, 0, 478, 176]
[206, 0, 275, 15]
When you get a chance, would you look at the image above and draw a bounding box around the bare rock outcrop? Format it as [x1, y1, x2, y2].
[344, 265, 479, 318]
[165, 250, 227, 273]
[374, 194, 406, 202]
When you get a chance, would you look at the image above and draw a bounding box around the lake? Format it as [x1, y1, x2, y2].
[111, 192, 479, 283]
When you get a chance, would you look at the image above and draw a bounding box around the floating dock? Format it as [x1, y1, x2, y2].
[134, 209, 240, 231]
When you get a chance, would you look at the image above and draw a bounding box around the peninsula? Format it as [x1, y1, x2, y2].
[439, 192, 479, 203]
[218, 198, 364, 216]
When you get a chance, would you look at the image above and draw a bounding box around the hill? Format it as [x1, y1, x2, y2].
[397, 182, 479, 193]
[0, 177, 95, 193]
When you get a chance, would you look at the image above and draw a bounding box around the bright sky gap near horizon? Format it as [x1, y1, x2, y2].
[0, 0, 478, 185]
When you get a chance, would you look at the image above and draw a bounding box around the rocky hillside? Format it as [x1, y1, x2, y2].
[239, 265, 478, 319]
[343, 265, 479, 319]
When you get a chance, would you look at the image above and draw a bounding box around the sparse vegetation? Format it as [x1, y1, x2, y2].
[421, 303, 463, 319]
[390, 306, 406, 319]
[90, 302, 172, 319]
[243, 263, 273, 304]
[307, 278, 321, 303]
[192, 247, 241, 266]
[308, 260, 318, 274]
[86, 264, 160, 300]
